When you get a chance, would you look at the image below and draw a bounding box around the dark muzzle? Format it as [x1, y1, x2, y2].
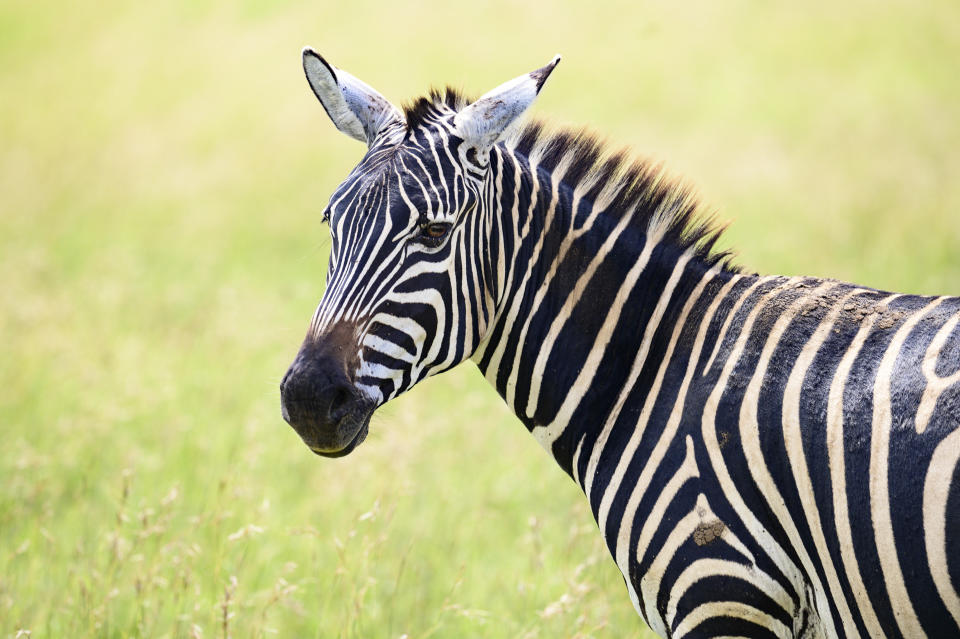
[280, 338, 372, 457]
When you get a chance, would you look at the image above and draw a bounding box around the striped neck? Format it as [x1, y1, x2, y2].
[472, 139, 741, 478]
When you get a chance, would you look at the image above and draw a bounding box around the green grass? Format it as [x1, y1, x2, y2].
[2, 1, 958, 637]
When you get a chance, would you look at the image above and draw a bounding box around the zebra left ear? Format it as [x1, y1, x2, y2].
[453, 54, 561, 169]
[302, 48, 402, 146]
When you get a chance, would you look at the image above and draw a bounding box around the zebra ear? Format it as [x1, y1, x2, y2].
[453, 55, 561, 168]
[302, 48, 402, 146]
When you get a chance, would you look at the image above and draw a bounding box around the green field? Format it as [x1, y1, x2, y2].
[2, 1, 958, 637]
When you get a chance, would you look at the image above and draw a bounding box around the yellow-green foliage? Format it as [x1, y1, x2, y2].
[2, 1, 958, 637]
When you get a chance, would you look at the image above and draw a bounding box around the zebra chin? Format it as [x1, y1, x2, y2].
[307, 418, 370, 458]
[281, 398, 374, 458]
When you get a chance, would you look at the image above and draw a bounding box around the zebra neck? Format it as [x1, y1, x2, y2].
[472, 147, 741, 477]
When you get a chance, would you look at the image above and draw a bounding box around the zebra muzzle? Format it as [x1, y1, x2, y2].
[280, 339, 373, 457]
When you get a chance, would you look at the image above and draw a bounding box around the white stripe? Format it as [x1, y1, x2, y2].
[667, 557, 795, 627]
[530, 222, 670, 450]
[478, 150, 544, 388]
[916, 312, 960, 433]
[825, 304, 890, 638]
[634, 436, 700, 561]
[870, 296, 944, 638]
[672, 600, 792, 639]
[639, 494, 713, 636]
[736, 281, 839, 638]
[923, 427, 960, 627]
[592, 267, 729, 527]
[701, 278, 807, 613]
[780, 287, 865, 637]
[504, 150, 576, 410]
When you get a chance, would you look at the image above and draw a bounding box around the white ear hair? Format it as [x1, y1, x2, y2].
[453, 55, 561, 161]
[302, 48, 402, 146]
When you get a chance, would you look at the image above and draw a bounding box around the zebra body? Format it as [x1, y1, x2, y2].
[280, 51, 960, 637]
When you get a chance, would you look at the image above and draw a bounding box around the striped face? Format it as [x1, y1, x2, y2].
[313, 125, 488, 405]
[281, 49, 558, 456]
[281, 123, 494, 456]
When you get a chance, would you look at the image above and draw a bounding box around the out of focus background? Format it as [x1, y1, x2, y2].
[2, 1, 958, 637]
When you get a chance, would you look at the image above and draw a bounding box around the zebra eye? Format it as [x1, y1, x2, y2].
[421, 222, 451, 241]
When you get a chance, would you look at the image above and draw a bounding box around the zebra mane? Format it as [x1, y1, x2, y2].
[403, 87, 474, 132]
[404, 87, 740, 273]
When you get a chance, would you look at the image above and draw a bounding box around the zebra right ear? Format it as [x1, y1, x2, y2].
[453, 54, 561, 169]
[302, 48, 402, 147]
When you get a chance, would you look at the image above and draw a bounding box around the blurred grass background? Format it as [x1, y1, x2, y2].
[1, 0, 958, 637]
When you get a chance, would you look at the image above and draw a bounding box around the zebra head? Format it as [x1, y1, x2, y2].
[281, 49, 560, 457]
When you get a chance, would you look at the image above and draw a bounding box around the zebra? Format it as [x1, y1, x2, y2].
[279, 49, 960, 638]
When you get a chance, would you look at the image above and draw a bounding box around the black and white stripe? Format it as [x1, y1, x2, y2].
[287, 50, 960, 637]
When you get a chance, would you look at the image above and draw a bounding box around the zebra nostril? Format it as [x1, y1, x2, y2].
[327, 386, 353, 420]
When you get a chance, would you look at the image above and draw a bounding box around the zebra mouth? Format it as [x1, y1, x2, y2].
[308, 416, 370, 458]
